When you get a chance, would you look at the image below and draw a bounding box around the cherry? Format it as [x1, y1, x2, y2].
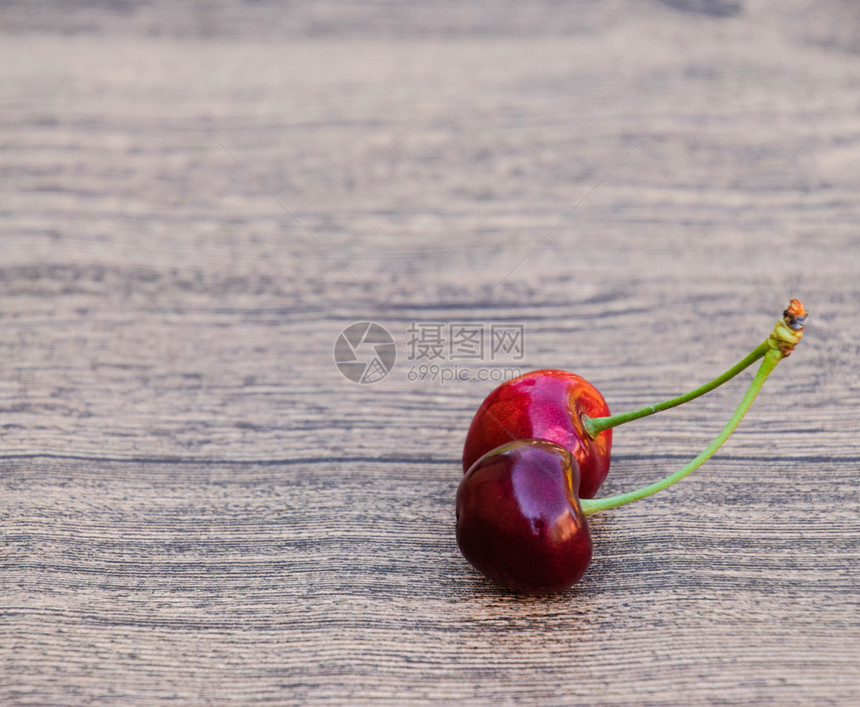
[456, 301, 808, 594]
[463, 299, 811, 500]
[462, 370, 612, 499]
[456, 440, 592, 595]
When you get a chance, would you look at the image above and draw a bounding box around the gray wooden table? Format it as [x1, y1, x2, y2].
[2, 2, 859, 705]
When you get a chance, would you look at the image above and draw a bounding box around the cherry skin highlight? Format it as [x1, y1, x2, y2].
[456, 439, 593, 595]
[462, 370, 612, 499]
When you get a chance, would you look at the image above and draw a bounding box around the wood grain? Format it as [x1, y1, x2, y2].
[2, 2, 859, 705]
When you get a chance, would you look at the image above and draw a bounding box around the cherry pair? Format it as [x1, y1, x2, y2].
[456, 300, 808, 594]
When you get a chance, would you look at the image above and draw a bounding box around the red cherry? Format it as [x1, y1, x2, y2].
[456, 301, 808, 596]
[456, 439, 592, 595]
[462, 370, 612, 498]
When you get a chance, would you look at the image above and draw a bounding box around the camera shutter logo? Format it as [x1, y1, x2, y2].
[334, 322, 396, 384]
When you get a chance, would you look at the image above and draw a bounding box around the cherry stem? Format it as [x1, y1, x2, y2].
[579, 299, 807, 517]
[582, 344, 769, 438]
[579, 352, 778, 515]
[582, 299, 810, 439]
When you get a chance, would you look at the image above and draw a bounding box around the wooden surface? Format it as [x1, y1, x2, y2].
[2, 2, 859, 705]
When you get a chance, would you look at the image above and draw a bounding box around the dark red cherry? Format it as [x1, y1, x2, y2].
[456, 439, 593, 595]
[462, 370, 612, 498]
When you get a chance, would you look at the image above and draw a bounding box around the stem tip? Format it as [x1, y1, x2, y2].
[770, 299, 808, 356]
[783, 298, 808, 332]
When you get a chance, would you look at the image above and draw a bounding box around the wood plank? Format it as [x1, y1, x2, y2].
[2, 3, 859, 705]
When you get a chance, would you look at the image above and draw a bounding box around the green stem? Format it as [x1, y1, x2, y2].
[579, 350, 781, 516]
[582, 342, 770, 438]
